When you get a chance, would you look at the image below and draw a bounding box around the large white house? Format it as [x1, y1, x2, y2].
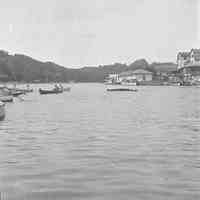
[177, 49, 200, 83]
[177, 49, 200, 69]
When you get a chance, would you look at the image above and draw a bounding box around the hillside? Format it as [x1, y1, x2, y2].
[0, 50, 177, 82]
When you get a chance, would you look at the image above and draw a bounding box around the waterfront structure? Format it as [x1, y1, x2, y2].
[104, 74, 121, 84]
[152, 62, 178, 81]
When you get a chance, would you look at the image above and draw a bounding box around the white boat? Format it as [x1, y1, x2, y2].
[121, 81, 137, 86]
[0, 101, 5, 120]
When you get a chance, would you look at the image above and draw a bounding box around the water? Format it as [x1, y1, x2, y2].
[1, 84, 200, 200]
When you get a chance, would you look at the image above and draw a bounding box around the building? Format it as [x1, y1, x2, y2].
[177, 49, 200, 69]
[177, 52, 190, 69]
[177, 49, 200, 84]
[118, 69, 153, 83]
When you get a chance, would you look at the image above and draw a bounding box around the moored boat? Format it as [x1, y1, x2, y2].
[39, 88, 63, 95]
[121, 81, 137, 86]
[13, 88, 33, 93]
[107, 88, 138, 92]
[0, 101, 5, 120]
[0, 95, 13, 102]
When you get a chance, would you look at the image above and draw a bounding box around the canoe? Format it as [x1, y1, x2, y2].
[0, 95, 13, 102]
[14, 88, 33, 93]
[6, 87, 33, 94]
[39, 88, 63, 95]
[107, 88, 138, 92]
[0, 101, 5, 120]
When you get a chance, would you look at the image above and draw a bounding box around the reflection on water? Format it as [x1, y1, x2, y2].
[0, 84, 200, 200]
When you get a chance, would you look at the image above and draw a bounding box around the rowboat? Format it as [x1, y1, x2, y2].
[39, 88, 63, 95]
[6, 85, 33, 95]
[0, 101, 5, 120]
[12, 88, 33, 93]
[107, 88, 138, 92]
[0, 95, 13, 102]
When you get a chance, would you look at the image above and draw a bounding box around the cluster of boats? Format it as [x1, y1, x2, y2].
[0, 84, 71, 121]
[0, 85, 33, 102]
[0, 85, 34, 120]
[0, 82, 139, 121]
[39, 85, 71, 95]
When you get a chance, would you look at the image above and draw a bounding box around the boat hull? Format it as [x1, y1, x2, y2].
[11, 91, 24, 97]
[39, 89, 63, 95]
[107, 88, 138, 92]
[0, 96, 13, 102]
[121, 82, 137, 86]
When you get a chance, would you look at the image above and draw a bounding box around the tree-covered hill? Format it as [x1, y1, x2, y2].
[0, 50, 177, 82]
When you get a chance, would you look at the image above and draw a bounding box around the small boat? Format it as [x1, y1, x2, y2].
[0, 101, 5, 120]
[107, 88, 138, 92]
[0, 95, 13, 103]
[12, 88, 33, 93]
[10, 91, 24, 97]
[121, 82, 137, 86]
[39, 88, 63, 95]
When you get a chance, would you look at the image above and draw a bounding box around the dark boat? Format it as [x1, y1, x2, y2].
[11, 91, 24, 97]
[39, 88, 63, 95]
[107, 88, 138, 92]
[0, 95, 13, 102]
[15, 88, 33, 93]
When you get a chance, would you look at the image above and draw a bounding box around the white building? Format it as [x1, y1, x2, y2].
[177, 49, 200, 83]
[177, 49, 200, 69]
[118, 69, 153, 82]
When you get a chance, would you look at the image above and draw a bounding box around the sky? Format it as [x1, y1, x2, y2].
[0, 0, 198, 67]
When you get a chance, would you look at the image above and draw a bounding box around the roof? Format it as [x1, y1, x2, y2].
[152, 63, 178, 73]
[119, 69, 152, 77]
[177, 52, 190, 59]
[132, 69, 153, 74]
[0, 74, 9, 78]
[191, 49, 200, 54]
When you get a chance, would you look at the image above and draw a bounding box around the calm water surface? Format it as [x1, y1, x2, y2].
[0, 84, 200, 200]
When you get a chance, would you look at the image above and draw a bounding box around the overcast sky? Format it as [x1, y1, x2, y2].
[0, 0, 198, 67]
